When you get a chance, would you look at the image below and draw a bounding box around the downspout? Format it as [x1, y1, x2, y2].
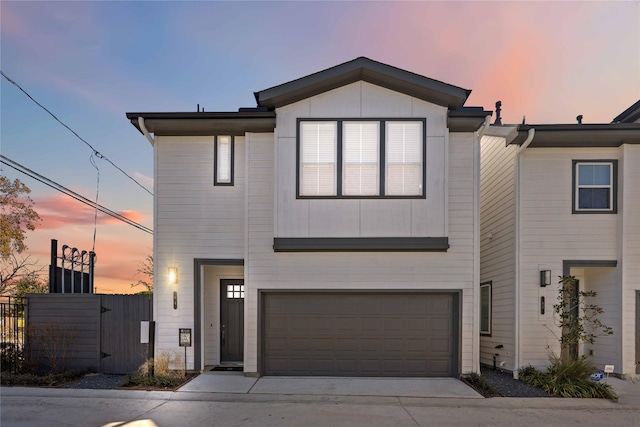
[138, 117, 155, 146]
[473, 115, 492, 372]
[513, 128, 535, 378]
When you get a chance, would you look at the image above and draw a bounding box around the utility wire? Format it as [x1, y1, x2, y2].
[1, 155, 153, 235]
[89, 154, 100, 251]
[0, 70, 153, 196]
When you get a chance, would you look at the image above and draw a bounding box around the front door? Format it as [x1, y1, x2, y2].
[220, 279, 244, 362]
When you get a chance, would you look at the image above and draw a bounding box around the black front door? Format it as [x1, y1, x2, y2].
[220, 279, 244, 362]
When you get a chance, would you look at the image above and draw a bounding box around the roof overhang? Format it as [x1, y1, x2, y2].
[126, 112, 276, 136]
[447, 108, 493, 132]
[506, 123, 640, 147]
[255, 57, 472, 110]
[612, 99, 640, 123]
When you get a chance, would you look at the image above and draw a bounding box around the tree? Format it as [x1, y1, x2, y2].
[13, 274, 48, 297]
[131, 254, 153, 293]
[553, 275, 613, 361]
[1, 176, 41, 260]
[0, 254, 45, 296]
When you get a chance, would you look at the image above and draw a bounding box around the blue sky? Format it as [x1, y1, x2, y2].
[1, 1, 638, 293]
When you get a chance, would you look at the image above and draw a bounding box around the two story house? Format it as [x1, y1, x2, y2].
[480, 101, 640, 377]
[127, 57, 491, 377]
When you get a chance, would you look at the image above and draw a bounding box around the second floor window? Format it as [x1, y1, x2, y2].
[298, 119, 425, 198]
[215, 135, 234, 186]
[573, 160, 617, 213]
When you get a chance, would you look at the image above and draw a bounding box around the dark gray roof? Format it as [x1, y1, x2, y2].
[255, 57, 472, 110]
[504, 123, 640, 147]
[126, 111, 276, 136]
[612, 99, 640, 123]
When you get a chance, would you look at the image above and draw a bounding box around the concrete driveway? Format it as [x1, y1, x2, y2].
[177, 372, 482, 399]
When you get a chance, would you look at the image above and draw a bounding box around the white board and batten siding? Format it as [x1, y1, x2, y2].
[244, 82, 480, 374]
[479, 135, 518, 372]
[154, 135, 247, 368]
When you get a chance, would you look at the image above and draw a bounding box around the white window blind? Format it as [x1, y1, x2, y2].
[386, 122, 422, 196]
[343, 122, 379, 196]
[300, 122, 337, 196]
[576, 162, 613, 210]
[216, 136, 232, 184]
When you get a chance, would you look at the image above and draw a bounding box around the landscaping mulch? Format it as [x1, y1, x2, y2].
[480, 366, 549, 397]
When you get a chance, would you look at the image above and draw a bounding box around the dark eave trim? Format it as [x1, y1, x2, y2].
[448, 108, 492, 132]
[612, 99, 640, 123]
[256, 57, 471, 110]
[509, 123, 640, 147]
[273, 237, 449, 252]
[126, 112, 276, 136]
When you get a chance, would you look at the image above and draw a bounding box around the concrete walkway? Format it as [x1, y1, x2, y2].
[177, 372, 483, 398]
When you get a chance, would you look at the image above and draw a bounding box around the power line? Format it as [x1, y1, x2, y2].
[1, 155, 153, 235]
[0, 69, 153, 196]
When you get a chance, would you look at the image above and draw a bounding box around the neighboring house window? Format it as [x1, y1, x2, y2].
[572, 160, 617, 213]
[298, 118, 425, 198]
[215, 136, 234, 186]
[480, 282, 492, 336]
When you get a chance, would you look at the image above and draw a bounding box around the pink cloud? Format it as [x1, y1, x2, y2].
[34, 194, 147, 230]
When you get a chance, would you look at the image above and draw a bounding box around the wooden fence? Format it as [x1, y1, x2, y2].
[26, 294, 152, 374]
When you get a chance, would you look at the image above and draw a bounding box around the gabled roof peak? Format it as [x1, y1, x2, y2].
[255, 57, 472, 110]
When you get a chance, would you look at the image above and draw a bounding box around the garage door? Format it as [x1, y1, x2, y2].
[262, 292, 458, 377]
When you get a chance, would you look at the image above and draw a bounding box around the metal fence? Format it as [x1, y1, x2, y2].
[0, 297, 26, 373]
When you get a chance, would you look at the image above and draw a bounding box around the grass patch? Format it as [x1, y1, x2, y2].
[519, 358, 617, 400]
[461, 372, 502, 397]
[0, 369, 90, 387]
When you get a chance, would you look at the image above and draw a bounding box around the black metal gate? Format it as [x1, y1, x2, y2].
[0, 297, 26, 373]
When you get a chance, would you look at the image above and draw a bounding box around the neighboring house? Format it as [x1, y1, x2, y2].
[127, 57, 491, 377]
[480, 101, 640, 377]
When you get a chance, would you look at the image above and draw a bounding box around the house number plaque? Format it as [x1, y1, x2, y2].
[179, 328, 192, 347]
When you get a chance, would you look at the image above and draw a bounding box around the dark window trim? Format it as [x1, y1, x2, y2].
[214, 135, 235, 186]
[480, 281, 492, 336]
[193, 258, 244, 371]
[296, 118, 427, 199]
[571, 159, 617, 214]
[273, 237, 448, 252]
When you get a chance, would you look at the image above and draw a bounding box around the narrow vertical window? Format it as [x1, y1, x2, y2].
[300, 122, 337, 196]
[343, 122, 379, 196]
[386, 121, 423, 196]
[480, 282, 492, 336]
[215, 136, 233, 186]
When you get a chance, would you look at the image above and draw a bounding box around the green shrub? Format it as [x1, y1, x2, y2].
[519, 359, 617, 400]
[0, 369, 89, 387]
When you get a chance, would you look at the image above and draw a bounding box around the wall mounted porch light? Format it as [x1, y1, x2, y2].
[168, 267, 178, 285]
[540, 270, 551, 287]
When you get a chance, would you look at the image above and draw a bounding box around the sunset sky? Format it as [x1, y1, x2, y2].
[1, 1, 638, 294]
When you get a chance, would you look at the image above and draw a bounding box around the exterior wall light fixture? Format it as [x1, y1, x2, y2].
[540, 270, 551, 287]
[168, 267, 178, 285]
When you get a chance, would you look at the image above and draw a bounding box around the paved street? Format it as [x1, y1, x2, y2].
[2, 382, 639, 427]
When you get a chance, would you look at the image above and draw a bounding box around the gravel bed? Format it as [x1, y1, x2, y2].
[480, 366, 549, 397]
[63, 373, 126, 389]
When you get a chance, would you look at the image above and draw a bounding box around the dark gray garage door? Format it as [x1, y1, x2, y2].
[262, 292, 458, 377]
